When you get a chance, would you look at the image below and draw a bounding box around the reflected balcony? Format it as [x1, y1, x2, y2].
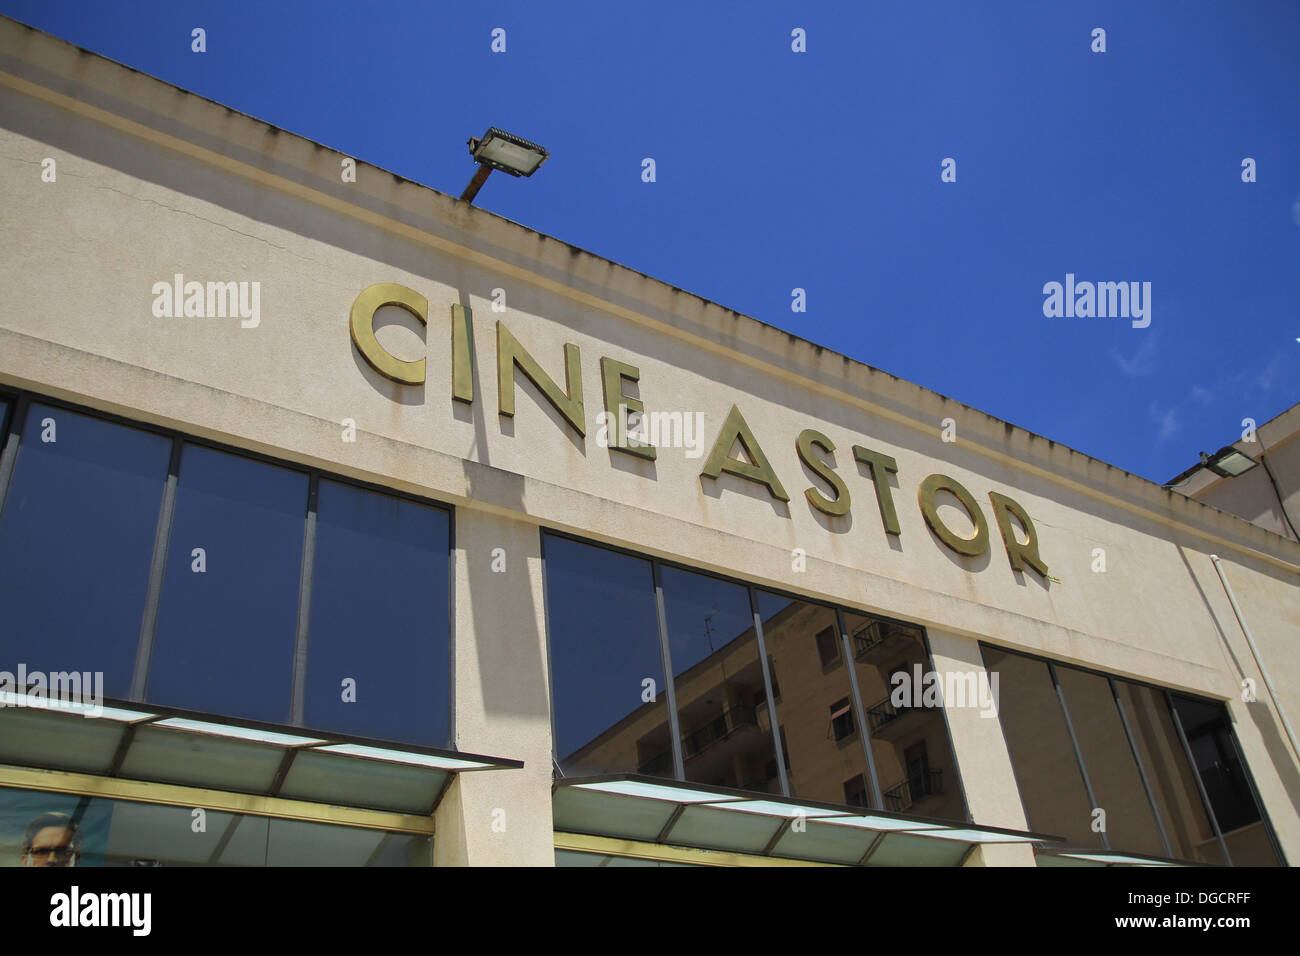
[852, 620, 925, 667]
[865, 695, 932, 741]
[637, 705, 763, 777]
[882, 769, 944, 813]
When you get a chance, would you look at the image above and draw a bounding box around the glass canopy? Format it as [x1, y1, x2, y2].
[0, 691, 521, 815]
[553, 774, 1061, 866]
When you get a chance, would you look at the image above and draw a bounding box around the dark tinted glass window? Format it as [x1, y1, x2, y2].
[544, 535, 670, 777]
[0, 404, 169, 698]
[1055, 666, 1164, 856]
[660, 566, 776, 792]
[1171, 694, 1277, 865]
[980, 645, 1100, 847]
[304, 480, 450, 747]
[147, 444, 307, 723]
[1118, 681, 1226, 864]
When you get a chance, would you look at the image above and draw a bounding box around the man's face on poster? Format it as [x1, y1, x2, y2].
[22, 825, 79, 867]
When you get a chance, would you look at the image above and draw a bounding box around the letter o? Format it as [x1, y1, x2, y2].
[349, 283, 428, 385]
[917, 474, 989, 557]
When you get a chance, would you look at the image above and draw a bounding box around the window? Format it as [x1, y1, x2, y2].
[1171, 695, 1276, 865]
[303, 479, 451, 748]
[830, 698, 855, 741]
[843, 774, 869, 808]
[147, 445, 307, 724]
[543, 535, 669, 777]
[980, 646, 1101, 848]
[904, 742, 932, 798]
[661, 565, 776, 790]
[0, 403, 170, 699]
[848, 611, 966, 823]
[981, 644, 1279, 865]
[1055, 665, 1164, 856]
[0, 785, 430, 866]
[1116, 681, 1226, 865]
[0, 392, 457, 750]
[539, 531, 969, 821]
[815, 626, 840, 668]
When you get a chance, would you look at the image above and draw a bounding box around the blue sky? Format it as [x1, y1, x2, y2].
[5, 0, 1297, 483]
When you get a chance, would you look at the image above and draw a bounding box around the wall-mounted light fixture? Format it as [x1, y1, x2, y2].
[460, 127, 549, 204]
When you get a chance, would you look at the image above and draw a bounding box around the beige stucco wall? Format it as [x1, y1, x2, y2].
[1180, 405, 1300, 542]
[1, 19, 1297, 864]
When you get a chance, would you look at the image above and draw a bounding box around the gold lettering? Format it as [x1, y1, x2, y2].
[349, 283, 428, 385]
[852, 445, 902, 535]
[451, 303, 475, 404]
[496, 322, 585, 436]
[989, 491, 1048, 577]
[600, 357, 655, 460]
[796, 429, 849, 516]
[917, 474, 989, 557]
[701, 406, 789, 502]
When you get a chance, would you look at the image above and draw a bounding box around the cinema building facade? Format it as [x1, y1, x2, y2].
[1, 18, 1297, 867]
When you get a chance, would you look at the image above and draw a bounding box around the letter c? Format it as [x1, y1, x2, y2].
[350, 283, 428, 385]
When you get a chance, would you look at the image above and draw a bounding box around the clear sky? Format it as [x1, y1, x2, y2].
[4, 0, 1296, 483]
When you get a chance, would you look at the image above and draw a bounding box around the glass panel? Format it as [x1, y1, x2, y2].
[660, 566, 776, 793]
[754, 591, 871, 806]
[1117, 682, 1226, 865]
[0, 706, 128, 775]
[1055, 666, 1165, 856]
[666, 803, 785, 853]
[0, 404, 170, 698]
[117, 724, 284, 792]
[277, 748, 442, 814]
[147, 444, 307, 723]
[0, 786, 431, 866]
[1171, 694, 1277, 865]
[979, 646, 1100, 847]
[771, 818, 876, 864]
[543, 535, 670, 777]
[551, 787, 680, 841]
[845, 611, 965, 822]
[865, 830, 971, 866]
[304, 480, 450, 747]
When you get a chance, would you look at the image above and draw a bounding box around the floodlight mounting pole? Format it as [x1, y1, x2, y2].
[460, 165, 493, 204]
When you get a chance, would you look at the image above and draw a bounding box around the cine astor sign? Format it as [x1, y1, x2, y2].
[350, 283, 1048, 579]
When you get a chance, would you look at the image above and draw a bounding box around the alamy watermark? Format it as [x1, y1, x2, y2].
[152, 273, 260, 328]
[595, 405, 707, 458]
[891, 665, 1000, 718]
[1042, 273, 1151, 328]
[0, 665, 104, 717]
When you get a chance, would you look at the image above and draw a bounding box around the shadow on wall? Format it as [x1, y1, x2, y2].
[454, 283, 549, 724]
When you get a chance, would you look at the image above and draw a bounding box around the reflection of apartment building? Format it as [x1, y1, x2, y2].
[2, 17, 1297, 867]
[565, 601, 964, 822]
